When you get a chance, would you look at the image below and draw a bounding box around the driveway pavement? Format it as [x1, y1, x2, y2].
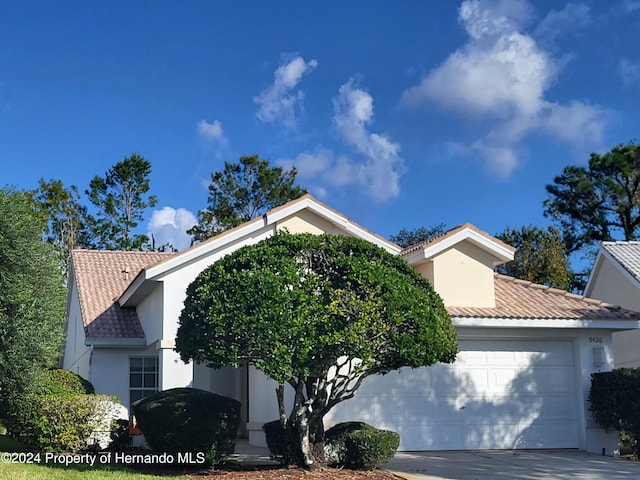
[384, 450, 640, 480]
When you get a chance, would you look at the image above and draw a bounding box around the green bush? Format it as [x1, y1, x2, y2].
[34, 368, 95, 395]
[590, 368, 640, 458]
[24, 394, 118, 452]
[2, 368, 95, 438]
[325, 422, 399, 469]
[132, 388, 240, 466]
[263, 420, 302, 466]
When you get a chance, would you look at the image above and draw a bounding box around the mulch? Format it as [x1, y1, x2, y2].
[185, 467, 400, 479]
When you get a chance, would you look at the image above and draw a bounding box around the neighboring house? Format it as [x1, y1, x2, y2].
[584, 242, 640, 368]
[63, 195, 640, 455]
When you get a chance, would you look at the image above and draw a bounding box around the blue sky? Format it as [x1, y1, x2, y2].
[2, 0, 640, 251]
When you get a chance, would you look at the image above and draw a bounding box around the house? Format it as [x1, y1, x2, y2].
[584, 242, 640, 368]
[63, 194, 640, 454]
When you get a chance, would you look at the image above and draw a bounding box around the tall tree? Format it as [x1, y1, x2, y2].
[176, 231, 457, 468]
[86, 153, 158, 250]
[544, 141, 640, 254]
[390, 224, 447, 248]
[495, 226, 574, 291]
[0, 188, 66, 432]
[188, 155, 306, 241]
[31, 179, 92, 276]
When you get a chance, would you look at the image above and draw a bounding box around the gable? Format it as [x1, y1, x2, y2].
[276, 209, 352, 236]
[403, 224, 515, 308]
[586, 245, 640, 312]
[119, 194, 400, 307]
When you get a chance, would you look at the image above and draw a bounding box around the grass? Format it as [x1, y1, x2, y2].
[0, 462, 194, 480]
[0, 435, 195, 479]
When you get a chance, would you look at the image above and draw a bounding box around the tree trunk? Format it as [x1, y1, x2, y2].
[292, 410, 327, 469]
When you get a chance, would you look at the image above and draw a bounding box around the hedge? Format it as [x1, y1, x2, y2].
[132, 388, 240, 466]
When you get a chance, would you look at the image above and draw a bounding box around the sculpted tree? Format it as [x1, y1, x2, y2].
[86, 153, 158, 250]
[495, 226, 574, 291]
[188, 155, 306, 241]
[544, 141, 640, 254]
[176, 232, 457, 468]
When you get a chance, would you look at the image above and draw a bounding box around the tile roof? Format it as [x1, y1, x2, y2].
[601, 241, 640, 284]
[448, 274, 640, 320]
[71, 250, 176, 339]
[399, 222, 515, 257]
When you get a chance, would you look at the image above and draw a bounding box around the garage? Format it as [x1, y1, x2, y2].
[327, 339, 578, 451]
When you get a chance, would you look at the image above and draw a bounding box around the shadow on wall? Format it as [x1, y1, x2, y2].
[327, 340, 578, 451]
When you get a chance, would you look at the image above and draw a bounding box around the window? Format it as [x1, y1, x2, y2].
[129, 357, 158, 406]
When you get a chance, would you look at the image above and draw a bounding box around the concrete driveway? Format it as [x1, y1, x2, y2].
[384, 450, 640, 480]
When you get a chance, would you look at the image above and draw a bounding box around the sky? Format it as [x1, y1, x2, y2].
[2, 0, 640, 252]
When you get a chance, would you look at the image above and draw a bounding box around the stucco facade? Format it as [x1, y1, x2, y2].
[63, 195, 640, 454]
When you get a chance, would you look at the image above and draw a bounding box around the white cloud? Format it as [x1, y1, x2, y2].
[534, 3, 592, 43]
[254, 56, 318, 129]
[197, 119, 227, 144]
[279, 81, 404, 202]
[401, 0, 607, 178]
[147, 206, 197, 251]
[332, 80, 403, 202]
[618, 58, 640, 87]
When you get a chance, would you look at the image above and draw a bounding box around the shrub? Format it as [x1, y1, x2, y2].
[132, 388, 240, 466]
[263, 420, 302, 466]
[325, 422, 399, 469]
[589, 368, 640, 458]
[34, 368, 95, 395]
[2, 368, 95, 438]
[24, 394, 118, 452]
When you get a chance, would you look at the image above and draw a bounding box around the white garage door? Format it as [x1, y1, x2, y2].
[327, 339, 578, 450]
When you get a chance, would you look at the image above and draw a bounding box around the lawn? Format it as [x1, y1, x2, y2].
[0, 435, 398, 479]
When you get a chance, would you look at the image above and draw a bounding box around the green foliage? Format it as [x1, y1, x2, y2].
[132, 388, 240, 466]
[263, 420, 302, 466]
[33, 368, 95, 396]
[108, 419, 131, 451]
[325, 422, 399, 469]
[20, 394, 117, 453]
[544, 141, 640, 255]
[30, 178, 92, 276]
[176, 231, 456, 467]
[389, 223, 447, 248]
[495, 225, 575, 291]
[589, 368, 640, 458]
[0, 188, 66, 431]
[188, 154, 306, 241]
[86, 153, 158, 250]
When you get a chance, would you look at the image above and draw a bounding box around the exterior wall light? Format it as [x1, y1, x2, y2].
[593, 346, 605, 368]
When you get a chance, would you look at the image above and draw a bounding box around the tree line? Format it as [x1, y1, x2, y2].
[23, 140, 640, 289]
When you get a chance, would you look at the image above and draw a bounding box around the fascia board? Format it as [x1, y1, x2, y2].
[452, 317, 640, 330]
[85, 337, 147, 347]
[583, 249, 605, 296]
[422, 228, 515, 264]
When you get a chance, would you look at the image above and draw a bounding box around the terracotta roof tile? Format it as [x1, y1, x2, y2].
[71, 250, 176, 339]
[447, 274, 640, 320]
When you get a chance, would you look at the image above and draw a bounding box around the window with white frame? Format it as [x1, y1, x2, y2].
[129, 357, 158, 406]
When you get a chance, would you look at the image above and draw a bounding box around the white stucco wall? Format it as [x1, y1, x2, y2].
[587, 259, 640, 368]
[62, 281, 91, 379]
[90, 345, 157, 411]
[137, 283, 164, 345]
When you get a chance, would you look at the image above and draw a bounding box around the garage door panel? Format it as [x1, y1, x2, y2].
[326, 339, 578, 451]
